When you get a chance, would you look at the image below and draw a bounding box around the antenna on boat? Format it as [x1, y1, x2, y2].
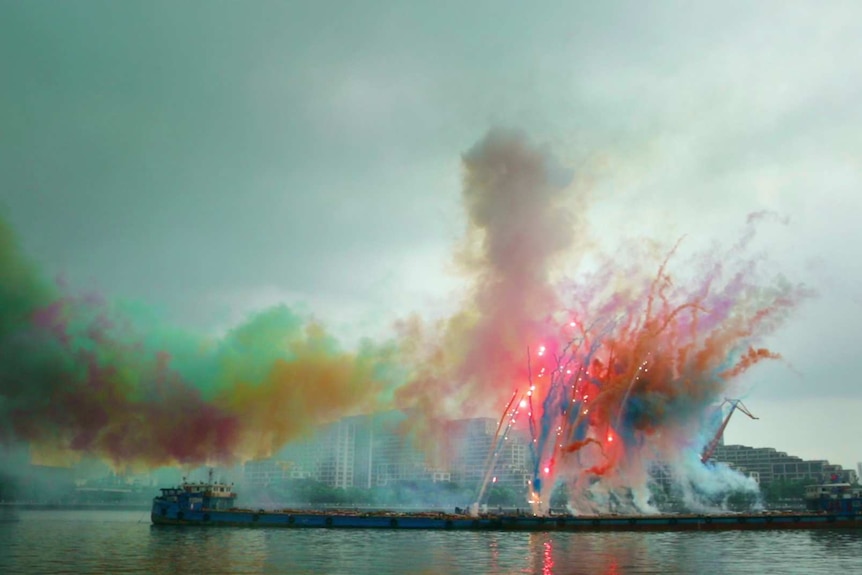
[208, 467, 214, 484]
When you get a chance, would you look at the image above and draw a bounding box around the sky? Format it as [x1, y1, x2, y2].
[1, 1, 861, 469]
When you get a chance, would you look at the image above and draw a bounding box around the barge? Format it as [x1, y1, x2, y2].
[151, 478, 862, 532]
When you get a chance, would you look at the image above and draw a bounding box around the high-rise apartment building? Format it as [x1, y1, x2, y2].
[448, 418, 532, 490]
[246, 412, 451, 489]
[245, 419, 357, 488]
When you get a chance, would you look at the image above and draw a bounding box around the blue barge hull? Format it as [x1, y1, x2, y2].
[151, 480, 862, 532]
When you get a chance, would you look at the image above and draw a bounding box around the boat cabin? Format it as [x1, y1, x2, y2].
[804, 483, 862, 513]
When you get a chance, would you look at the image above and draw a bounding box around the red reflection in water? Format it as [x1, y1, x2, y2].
[543, 540, 554, 575]
[489, 538, 499, 573]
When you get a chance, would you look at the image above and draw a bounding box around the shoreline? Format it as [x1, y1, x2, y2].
[0, 502, 151, 511]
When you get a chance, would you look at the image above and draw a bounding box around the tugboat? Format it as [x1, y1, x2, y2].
[151, 470, 237, 524]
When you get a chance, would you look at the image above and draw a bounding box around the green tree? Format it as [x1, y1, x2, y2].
[762, 479, 810, 506]
[486, 485, 520, 507]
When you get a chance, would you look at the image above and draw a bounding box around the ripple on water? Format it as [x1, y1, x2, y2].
[1, 511, 862, 575]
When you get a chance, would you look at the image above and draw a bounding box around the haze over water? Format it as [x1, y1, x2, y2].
[2, 511, 862, 575]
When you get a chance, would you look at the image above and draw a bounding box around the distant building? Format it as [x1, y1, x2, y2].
[245, 412, 449, 489]
[244, 458, 308, 486]
[711, 444, 856, 486]
[242, 413, 537, 491]
[263, 418, 359, 489]
[448, 418, 531, 491]
[317, 419, 356, 489]
[363, 411, 453, 486]
[369, 424, 445, 486]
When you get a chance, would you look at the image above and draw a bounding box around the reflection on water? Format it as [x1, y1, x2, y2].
[1, 510, 862, 575]
[542, 538, 553, 575]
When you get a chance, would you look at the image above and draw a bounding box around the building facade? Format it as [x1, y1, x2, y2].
[243, 414, 534, 492]
[448, 418, 531, 490]
[711, 444, 857, 486]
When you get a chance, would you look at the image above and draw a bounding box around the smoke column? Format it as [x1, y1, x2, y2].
[395, 129, 582, 433]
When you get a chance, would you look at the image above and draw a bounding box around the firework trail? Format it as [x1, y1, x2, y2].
[520, 234, 809, 513]
[395, 131, 809, 513]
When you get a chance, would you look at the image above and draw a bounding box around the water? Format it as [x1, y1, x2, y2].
[2, 510, 862, 574]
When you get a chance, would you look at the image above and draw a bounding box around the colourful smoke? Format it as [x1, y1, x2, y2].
[516, 233, 810, 512]
[0, 217, 398, 469]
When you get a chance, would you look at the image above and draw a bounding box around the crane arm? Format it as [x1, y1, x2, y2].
[701, 399, 758, 463]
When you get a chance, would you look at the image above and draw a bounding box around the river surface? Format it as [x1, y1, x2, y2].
[2, 510, 862, 574]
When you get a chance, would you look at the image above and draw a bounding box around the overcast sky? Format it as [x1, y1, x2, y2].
[2, 1, 861, 468]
